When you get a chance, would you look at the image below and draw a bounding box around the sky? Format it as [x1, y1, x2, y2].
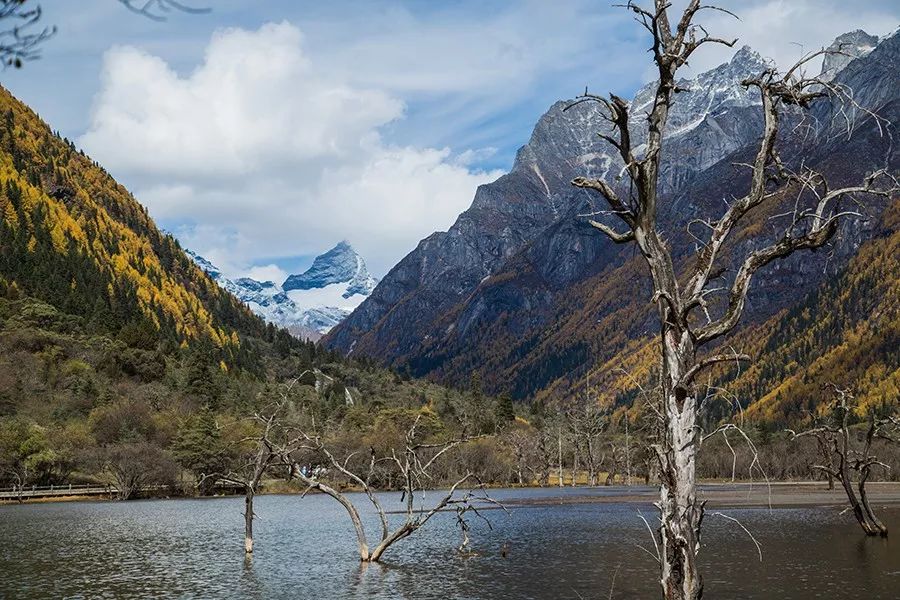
[3, 0, 899, 279]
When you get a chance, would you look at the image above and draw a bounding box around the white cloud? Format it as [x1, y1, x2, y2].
[74, 3, 899, 278]
[676, 0, 898, 75]
[245, 264, 289, 284]
[80, 22, 502, 277]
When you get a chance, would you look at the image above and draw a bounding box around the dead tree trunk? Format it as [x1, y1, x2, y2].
[203, 404, 286, 555]
[571, 446, 579, 487]
[243, 490, 255, 554]
[816, 436, 835, 490]
[789, 387, 894, 538]
[570, 2, 896, 597]
[606, 443, 623, 486]
[587, 438, 597, 487]
[287, 416, 503, 562]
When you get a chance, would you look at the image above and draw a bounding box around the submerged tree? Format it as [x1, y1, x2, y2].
[570, 1, 898, 597]
[789, 386, 898, 537]
[284, 414, 501, 563]
[199, 378, 313, 555]
[565, 390, 608, 487]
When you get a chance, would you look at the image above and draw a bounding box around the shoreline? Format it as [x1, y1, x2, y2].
[4, 481, 900, 509]
[497, 481, 900, 510]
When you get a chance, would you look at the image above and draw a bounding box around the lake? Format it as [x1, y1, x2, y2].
[1, 486, 898, 599]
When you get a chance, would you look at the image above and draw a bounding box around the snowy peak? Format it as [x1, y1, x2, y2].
[283, 241, 377, 298]
[186, 243, 378, 338]
[630, 45, 769, 141]
[505, 43, 772, 201]
[821, 30, 879, 81]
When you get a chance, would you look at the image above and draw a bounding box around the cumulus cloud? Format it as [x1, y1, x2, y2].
[80, 22, 502, 277]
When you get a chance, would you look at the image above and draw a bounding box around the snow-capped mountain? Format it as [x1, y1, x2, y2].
[283, 241, 377, 297]
[820, 30, 880, 81]
[186, 242, 378, 339]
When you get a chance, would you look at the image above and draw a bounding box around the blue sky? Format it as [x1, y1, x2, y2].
[3, 0, 898, 279]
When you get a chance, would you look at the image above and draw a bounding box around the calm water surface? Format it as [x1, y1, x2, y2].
[1, 487, 898, 599]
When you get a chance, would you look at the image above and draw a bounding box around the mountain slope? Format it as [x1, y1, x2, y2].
[0, 84, 272, 358]
[327, 45, 773, 361]
[325, 31, 900, 425]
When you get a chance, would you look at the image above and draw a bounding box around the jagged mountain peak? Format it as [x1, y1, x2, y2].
[186, 243, 378, 338]
[518, 42, 772, 167]
[325, 27, 900, 409]
[283, 240, 377, 298]
[821, 29, 879, 80]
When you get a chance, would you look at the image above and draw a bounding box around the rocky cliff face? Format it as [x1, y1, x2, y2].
[325, 31, 900, 406]
[325, 45, 781, 358]
[820, 30, 880, 81]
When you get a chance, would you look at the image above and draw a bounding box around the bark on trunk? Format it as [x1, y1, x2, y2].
[658, 329, 703, 600]
[244, 491, 254, 554]
[858, 474, 888, 537]
[572, 449, 579, 487]
[658, 391, 703, 600]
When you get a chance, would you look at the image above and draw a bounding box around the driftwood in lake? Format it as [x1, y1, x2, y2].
[789, 385, 899, 537]
[570, 1, 898, 597]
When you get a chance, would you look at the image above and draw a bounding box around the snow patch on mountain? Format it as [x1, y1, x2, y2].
[629, 45, 771, 143]
[186, 242, 378, 338]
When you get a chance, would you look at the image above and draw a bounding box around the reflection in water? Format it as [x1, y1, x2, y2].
[0, 487, 898, 599]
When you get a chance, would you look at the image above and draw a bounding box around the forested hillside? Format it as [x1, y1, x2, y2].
[0, 85, 270, 356]
[0, 84, 501, 493]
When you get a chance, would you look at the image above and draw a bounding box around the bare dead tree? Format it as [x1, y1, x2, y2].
[117, 0, 210, 21]
[283, 415, 501, 562]
[570, 2, 898, 597]
[200, 416, 277, 555]
[566, 383, 608, 486]
[199, 405, 303, 554]
[0, 1, 55, 69]
[516, 425, 554, 487]
[506, 427, 531, 485]
[788, 386, 898, 537]
[198, 375, 314, 555]
[604, 441, 624, 486]
[1, 467, 25, 503]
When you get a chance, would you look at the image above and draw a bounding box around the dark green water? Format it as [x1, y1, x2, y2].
[1, 487, 898, 599]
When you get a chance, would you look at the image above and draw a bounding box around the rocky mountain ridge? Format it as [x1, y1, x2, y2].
[325, 29, 900, 419]
[325, 41, 783, 358]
